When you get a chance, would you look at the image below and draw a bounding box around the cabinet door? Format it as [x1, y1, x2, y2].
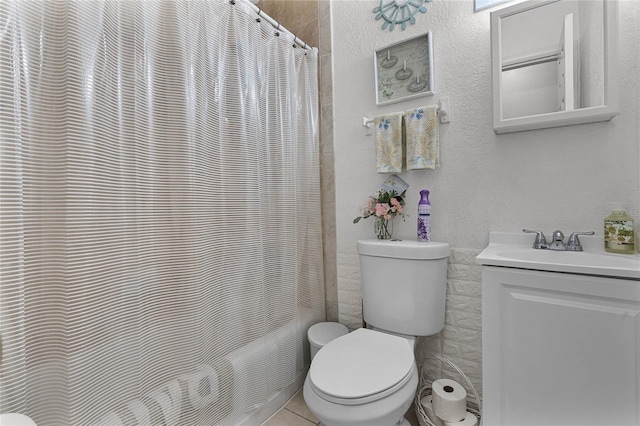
[482, 266, 640, 426]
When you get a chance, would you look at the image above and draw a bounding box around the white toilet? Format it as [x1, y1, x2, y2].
[303, 239, 449, 426]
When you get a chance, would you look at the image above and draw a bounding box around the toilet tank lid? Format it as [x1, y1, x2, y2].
[357, 240, 450, 260]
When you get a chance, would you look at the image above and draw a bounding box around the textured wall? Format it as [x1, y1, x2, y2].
[332, 0, 640, 392]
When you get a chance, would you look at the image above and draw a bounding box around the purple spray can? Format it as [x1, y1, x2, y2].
[417, 189, 431, 242]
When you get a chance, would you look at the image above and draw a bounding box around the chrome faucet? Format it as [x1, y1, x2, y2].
[566, 231, 595, 251]
[523, 229, 548, 249]
[549, 230, 566, 250]
[523, 229, 594, 251]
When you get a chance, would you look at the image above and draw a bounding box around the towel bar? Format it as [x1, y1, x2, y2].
[362, 98, 449, 131]
[362, 107, 440, 128]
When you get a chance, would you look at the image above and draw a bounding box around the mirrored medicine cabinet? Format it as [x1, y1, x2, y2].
[491, 0, 619, 134]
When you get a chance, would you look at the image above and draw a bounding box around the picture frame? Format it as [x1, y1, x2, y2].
[474, 0, 511, 12]
[374, 32, 434, 106]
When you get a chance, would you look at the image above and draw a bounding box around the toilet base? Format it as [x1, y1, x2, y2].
[303, 364, 418, 426]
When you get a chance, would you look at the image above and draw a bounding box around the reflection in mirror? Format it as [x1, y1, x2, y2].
[491, 0, 619, 133]
[501, 1, 602, 118]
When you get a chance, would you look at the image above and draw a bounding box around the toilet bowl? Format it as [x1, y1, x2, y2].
[303, 239, 450, 426]
[303, 328, 418, 426]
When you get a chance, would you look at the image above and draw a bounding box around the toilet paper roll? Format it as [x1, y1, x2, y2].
[444, 411, 478, 426]
[420, 395, 445, 426]
[432, 379, 467, 423]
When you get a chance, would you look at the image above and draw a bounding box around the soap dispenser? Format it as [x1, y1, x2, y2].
[417, 189, 431, 242]
[604, 205, 635, 254]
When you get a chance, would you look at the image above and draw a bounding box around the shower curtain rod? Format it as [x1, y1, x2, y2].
[233, 0, 315, 52]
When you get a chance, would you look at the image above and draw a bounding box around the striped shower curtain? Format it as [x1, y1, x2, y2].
[0, 1, 324, 424]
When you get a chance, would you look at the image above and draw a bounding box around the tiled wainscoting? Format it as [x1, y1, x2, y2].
[337, 243, 484, 398]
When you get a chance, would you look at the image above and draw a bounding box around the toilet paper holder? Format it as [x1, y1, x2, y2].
[414, 355, 482, 426]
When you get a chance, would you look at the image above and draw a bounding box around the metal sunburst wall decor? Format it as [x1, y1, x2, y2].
[373, 0, 433, 31]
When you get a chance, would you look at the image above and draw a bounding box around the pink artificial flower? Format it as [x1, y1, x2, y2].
[367, 198, 376, 212]
[375, 203, 389, 217]
[390, 197, 403, 213]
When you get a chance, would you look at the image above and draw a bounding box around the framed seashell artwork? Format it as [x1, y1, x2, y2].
[374, 32, 434, 106]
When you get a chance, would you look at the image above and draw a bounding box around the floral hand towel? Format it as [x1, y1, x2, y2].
[375, 112, 403, 173]
[404, 106, 439, 170]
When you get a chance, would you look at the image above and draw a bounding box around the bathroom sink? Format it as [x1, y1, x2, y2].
[477, 232, 640, 279]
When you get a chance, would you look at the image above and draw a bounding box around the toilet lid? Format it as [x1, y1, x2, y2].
[309, 328, 414, 404]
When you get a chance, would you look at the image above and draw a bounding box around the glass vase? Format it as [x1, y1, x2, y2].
[374, 217, 394, 240]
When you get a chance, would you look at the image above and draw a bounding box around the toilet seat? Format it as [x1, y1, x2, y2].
[308, 328, 415, 406]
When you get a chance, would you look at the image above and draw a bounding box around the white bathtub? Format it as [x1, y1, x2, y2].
[93, 312, 317, 426]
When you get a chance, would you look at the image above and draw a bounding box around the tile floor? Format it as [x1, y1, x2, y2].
[263, 389, 420, 426]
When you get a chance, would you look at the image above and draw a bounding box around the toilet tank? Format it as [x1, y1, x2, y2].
[357, 240, 449, 337]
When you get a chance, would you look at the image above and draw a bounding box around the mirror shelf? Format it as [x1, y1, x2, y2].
[491, 0, 619, 134]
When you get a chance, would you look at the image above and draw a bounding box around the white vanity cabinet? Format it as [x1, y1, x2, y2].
[482, 266, 640, 426]
[477, 232, 640, 426]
